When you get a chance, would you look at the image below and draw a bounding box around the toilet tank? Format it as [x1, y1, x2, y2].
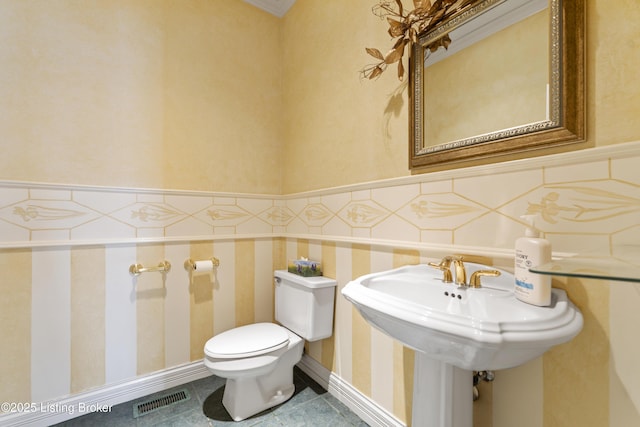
[274, 270, 337, 341]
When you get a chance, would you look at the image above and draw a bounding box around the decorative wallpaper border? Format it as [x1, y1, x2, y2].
[2, 141, 639, 255]
[0, 184, 284, 247]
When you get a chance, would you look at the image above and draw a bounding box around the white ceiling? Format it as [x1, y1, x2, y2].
[243, 0, 296, 18]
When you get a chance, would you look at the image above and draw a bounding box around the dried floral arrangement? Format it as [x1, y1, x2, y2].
[362, 0, 482, 80]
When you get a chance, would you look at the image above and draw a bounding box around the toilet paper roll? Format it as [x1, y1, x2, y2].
[193, 260, 214, 272]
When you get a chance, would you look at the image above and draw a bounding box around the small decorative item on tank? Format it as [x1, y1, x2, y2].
[288, 257, 323, 277]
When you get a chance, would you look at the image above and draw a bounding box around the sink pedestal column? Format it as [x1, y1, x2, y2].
[412, 353, 473, 427]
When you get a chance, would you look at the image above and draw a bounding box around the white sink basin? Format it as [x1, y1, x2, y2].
[342, 263, 583, 371]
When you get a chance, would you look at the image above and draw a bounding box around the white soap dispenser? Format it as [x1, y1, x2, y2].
[514, 214, 552, 306]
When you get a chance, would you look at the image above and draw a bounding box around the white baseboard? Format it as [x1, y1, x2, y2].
[298, 354, 406, 427]
[0, 361, 211, 427]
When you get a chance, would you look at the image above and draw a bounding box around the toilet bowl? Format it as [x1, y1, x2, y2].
[204, 323, 304, 421]
[203, 270, 337, 421]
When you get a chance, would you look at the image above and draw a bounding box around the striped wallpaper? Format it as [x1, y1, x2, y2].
[1, 239, 278, 404]
[0, 238, 421, 423]
[2, 141, 640, 426]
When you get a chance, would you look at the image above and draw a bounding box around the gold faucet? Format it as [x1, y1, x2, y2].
[429, 256, 467, 286]
[451, 257, 467, 286]
[430, 255, 502, 288]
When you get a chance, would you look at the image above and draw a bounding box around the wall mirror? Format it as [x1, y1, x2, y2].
[409, 0, 585, 170]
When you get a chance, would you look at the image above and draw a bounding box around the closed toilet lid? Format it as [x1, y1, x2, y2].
[205, 323, 290, 359]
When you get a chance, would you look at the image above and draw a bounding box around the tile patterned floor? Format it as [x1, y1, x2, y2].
[53, 367, 369, 426]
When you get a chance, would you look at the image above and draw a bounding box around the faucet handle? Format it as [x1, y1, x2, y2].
[468, 270, 501, 288]
[428, 256, 457, 283]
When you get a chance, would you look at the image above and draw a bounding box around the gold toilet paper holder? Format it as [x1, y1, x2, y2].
[183, 257, 220, 271]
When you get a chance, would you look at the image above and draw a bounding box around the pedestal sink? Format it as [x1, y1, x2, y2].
[341, 263, 583, 427]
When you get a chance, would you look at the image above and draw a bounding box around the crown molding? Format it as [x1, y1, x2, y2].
[244, 0, 296, 18]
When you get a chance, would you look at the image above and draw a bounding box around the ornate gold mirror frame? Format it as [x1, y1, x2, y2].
[409, 0, 585, 170]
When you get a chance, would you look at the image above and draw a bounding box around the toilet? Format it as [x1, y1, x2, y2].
[204, 270, 337, 421]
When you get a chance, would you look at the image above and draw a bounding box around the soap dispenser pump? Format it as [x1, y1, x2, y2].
[514, 215, 552, 306]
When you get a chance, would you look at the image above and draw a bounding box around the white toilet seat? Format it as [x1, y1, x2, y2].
[205, 323, 289, 359]
[204, 323, 300, 380]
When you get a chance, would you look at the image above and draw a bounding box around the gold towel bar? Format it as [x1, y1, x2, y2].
[129, 261, 171, 276]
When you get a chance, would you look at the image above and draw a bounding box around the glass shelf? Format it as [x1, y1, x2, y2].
[529, 246, 640, 283]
